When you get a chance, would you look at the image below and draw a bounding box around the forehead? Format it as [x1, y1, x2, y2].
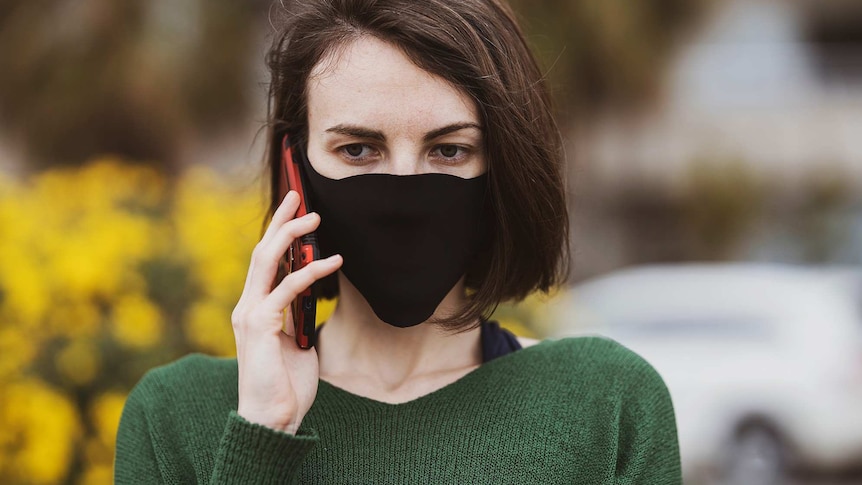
[306, 36, 479, 131]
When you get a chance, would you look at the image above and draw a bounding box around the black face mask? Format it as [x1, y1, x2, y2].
[303, 155, 488, 327]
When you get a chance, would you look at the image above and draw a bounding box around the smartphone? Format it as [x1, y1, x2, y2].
[278, 135, 319, 349]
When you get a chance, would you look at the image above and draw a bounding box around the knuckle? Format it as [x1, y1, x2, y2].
[305, 265, 323, 279]
[254, 242, 282, 268]
[232, 305, 278, 333]
[231, 301, 249, 318]
[231, 309, 245, 330]
[283, 220, 306, 238]
[251, 243, 264, 259]
[279, 273, 303, 296]
[310, 260, 332, 276]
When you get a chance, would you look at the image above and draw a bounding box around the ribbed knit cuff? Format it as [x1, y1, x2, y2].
[210, 411, 318, 484]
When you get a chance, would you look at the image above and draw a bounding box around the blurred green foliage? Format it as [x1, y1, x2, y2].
[683, 159, 764, 260]
[0, 0, 711, 169]
[795, 171, 854, 263]
[0, 0, 266, 169]
[510, 0, 712, 113]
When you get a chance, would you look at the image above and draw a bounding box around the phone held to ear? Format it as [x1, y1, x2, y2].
[278, 135, 319, 349]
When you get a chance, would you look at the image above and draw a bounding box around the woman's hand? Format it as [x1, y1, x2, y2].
[231, 191, 342, 434]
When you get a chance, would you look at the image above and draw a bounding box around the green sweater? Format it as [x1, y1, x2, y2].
[115, 337, 681, 484]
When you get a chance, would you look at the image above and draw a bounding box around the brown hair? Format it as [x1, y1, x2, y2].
[264, 0, 569, 328]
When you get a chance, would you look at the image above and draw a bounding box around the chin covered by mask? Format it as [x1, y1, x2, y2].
[302, 156, 488, 327]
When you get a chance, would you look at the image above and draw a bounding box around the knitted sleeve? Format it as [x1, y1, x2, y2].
[115, 360, 318, 484]
[209, 412, 318, 484]
[614, 353, 682, 485]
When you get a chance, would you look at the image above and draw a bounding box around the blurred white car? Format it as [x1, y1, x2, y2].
[550, 263, 862, 483]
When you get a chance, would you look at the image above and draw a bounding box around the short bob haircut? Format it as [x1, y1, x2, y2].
[264, 0, 569, 329]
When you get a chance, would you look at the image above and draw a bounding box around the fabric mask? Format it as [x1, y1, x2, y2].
[302, 155, 488, 327]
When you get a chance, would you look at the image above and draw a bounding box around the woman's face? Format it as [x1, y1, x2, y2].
[305, 36, 486, 179]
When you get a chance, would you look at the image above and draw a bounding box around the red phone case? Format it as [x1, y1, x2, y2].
[279, 135, 319, 349]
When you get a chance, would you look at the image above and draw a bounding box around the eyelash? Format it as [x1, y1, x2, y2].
[338, 144, 378, 163]
[431, 145, 470, 163]
[337, 144, 471, 164]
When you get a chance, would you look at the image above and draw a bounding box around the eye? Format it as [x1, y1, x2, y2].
[439, 145, 459, 158]
[431, 144, 469, 162]
[339, 143, 376, 161]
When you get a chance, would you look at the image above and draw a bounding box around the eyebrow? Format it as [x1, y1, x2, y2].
[423, 122, 482, 142]
[324, 122, 482, 143]
[325, 124, 385, 141]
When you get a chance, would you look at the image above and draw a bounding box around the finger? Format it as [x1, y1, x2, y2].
[237, 203, 312, 308]
[260, 191, 301, 246]
[248, 212, 322, 297]
[263, 254, 342, 313]
[238, 192, 299, 301]
[239, 261, 254, 304]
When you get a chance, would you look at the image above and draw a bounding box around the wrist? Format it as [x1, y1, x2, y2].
[237, 409, 301, 435]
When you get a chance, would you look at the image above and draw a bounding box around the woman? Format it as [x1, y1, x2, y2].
[115, 0, 681, 483]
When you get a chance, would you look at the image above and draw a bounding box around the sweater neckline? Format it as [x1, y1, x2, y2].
[316, 338, 551, 409]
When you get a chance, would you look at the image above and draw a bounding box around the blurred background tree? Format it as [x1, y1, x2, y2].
[794, 170, 854, 263]
[510, 0, 713, 115]
[0, 0, 268, 170]
[0, 0, 712, 170]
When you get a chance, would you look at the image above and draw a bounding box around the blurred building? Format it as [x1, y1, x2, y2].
[571, 0, 862, 279]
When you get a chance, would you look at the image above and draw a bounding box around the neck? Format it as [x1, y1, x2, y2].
[317, 272, 482, 392]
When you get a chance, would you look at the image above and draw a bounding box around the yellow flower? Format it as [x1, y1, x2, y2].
[77, 464, 113, 485]
[173, 166, 263, 302]
[55, 339, 102, 386]
[0, 379, 81, 484]
[46, 301, 101, 340]
[89, 391, 127, 446]
[185, 299, 236, 356]
[0, 246, 50, 329]
[110, 294, 164, 349]
[0, 159, 295, 484]
[83, 438, 113, 473]
[0, 327, 37, 381]
[80, 391, 123, 484]
[0, 158, 166, 339]
[316, 298, 336, 325]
